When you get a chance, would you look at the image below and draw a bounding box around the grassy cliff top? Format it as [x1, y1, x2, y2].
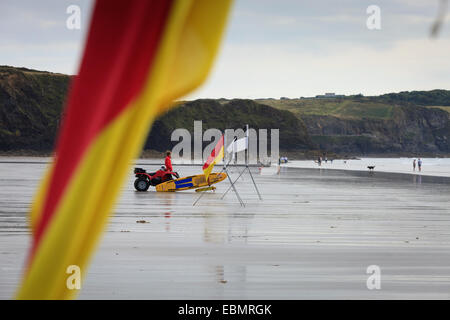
[427, 106, 450, 114]
[257, 98, 395, 120]
[0, 65, 67, 75]
[257, 90, 450, 120]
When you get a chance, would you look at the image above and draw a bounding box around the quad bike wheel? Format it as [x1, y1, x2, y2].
[134, 178, 150, 191]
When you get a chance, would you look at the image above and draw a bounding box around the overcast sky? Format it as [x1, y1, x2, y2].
[1, 0, 449, 98]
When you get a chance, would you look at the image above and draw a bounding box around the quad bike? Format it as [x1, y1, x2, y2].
[134, 166, 180, 191]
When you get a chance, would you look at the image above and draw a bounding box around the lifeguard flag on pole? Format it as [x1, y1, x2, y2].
[16, 0, 233, 300]
[202, 135, 225, 181]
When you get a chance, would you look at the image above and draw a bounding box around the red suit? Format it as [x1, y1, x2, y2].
[165, 155, 173, 172]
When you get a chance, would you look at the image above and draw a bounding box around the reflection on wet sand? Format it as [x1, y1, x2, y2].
[164, 211, 171, 232]
[203, 210, 228, 285]
[160, 192, 175, 232]
[203, 211, 251, 285]
[413, 174, 422, 185]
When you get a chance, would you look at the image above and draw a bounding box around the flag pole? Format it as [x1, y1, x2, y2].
[245, 124, 262, 200]
[246, 124, 249, 166]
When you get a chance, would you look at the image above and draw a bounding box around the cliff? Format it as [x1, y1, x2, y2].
[0, 66, 312, 153]
[0, 66, 70, 150]
[1, 65, 449, 156]
[145, 99, 313, 151]
[260, 97, 450, 155]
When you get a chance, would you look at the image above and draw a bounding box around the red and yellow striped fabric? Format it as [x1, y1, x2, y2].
[202, 135, 225, 181]
[17, 0, 233, 299]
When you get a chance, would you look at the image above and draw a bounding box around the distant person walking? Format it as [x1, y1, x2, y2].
[317, 156, 322, 166]
[413, 159, 416, 171]
[418, 158, 422, 172]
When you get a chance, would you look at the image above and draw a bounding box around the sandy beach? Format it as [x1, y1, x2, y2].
[1, 158, 450, 299]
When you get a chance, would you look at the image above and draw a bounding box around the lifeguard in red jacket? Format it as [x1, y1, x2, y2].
[165, 150, 173, 172]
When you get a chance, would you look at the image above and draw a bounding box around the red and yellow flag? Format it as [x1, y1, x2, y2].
[17, 0, 233, 299]
[202, 135, 224, 180]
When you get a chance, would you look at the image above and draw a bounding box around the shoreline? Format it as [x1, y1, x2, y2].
[1, 156, 450, 179]
[1, 149, 450, 160]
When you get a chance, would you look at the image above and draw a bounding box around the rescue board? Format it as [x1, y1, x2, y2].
[155, 172, 227, 192]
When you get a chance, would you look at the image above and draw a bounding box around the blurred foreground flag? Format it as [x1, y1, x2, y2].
[203, 135, 224, 180]
[17, 0, 232, 299]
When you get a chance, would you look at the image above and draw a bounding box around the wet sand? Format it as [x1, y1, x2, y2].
[1, 160, 450, 299]
[287, 157, 450, 178]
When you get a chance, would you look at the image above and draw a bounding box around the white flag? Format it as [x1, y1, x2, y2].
[226, 136, 247, 154]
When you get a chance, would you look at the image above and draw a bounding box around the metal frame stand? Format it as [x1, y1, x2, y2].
[220, 164, 261, 201]
[193, 136, 245, 207]
[221, 124, 262, 201]
[222, 161, 245, 206]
